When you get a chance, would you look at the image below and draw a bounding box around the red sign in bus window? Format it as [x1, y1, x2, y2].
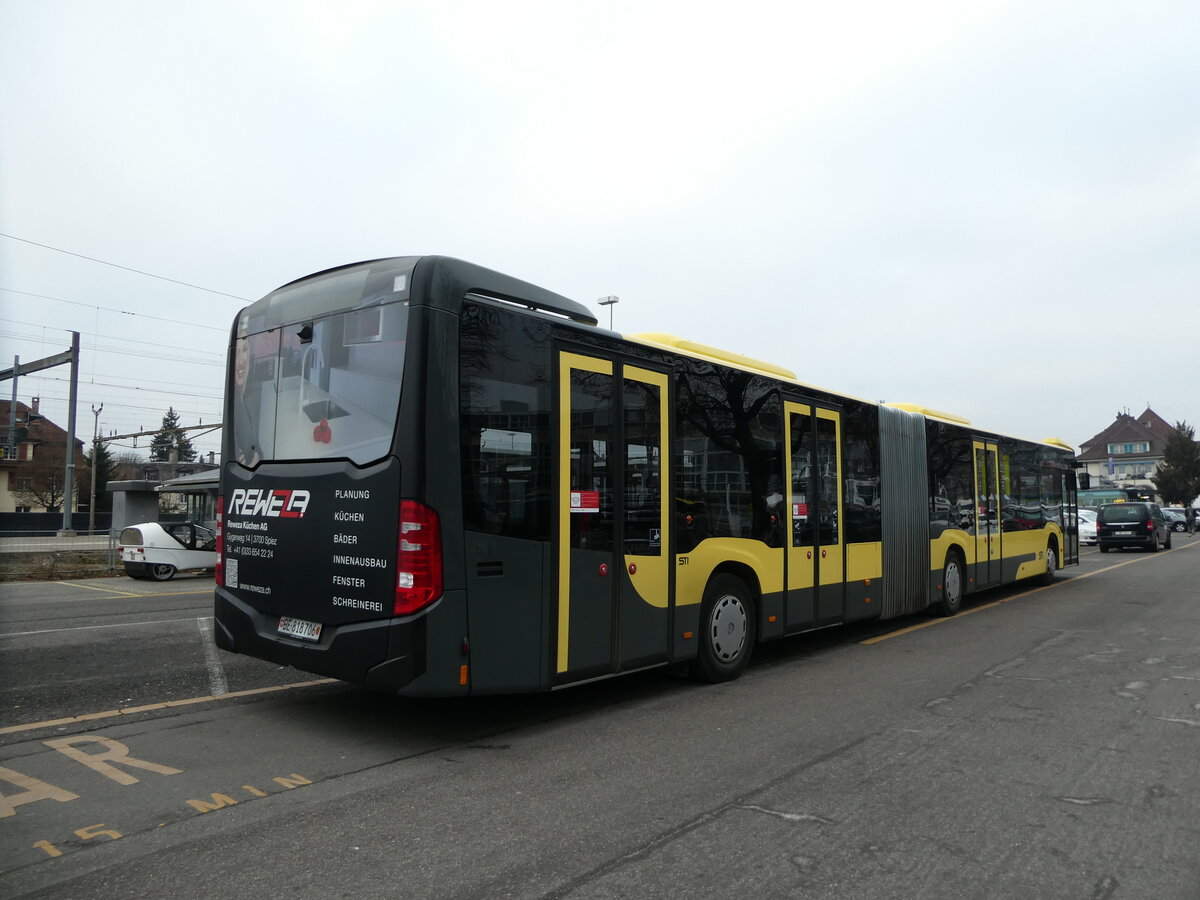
[570, 491, 600, 513]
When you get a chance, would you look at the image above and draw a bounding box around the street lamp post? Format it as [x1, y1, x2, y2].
[597, 296, 619, 330]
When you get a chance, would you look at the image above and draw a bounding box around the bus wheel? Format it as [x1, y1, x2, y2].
[690, 574, 755, 683]
[1039, 544, 1058, 585]
[149, 563, 177, 581]
[933, 551, 964, 617]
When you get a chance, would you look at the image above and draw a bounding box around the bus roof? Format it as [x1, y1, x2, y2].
[255, 256, 599, 331]
[629, 333, 797, 380]
[627, 335, 1073, 453]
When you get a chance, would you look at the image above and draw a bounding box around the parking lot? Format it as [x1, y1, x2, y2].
[2, 536, 1199, 898]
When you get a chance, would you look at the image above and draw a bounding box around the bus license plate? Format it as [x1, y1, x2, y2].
[278, 616, 322, 642]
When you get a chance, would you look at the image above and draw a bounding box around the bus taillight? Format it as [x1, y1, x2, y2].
[395, 500, 443, 615]
[215, 495, 225, 586]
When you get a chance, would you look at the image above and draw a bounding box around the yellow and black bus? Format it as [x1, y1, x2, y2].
[214, 256, 1079, 695]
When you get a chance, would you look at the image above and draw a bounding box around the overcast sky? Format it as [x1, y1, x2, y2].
[2, 0, 1197, 464]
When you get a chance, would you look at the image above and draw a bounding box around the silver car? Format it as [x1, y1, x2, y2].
[1162, 508, 1188, 532]
[1077, 508, 1098, 545]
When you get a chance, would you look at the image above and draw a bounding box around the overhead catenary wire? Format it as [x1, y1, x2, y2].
[9, 380, 222, 419]
[0, 340, 223, 369]
[0, 288, 229, 331]
[0, 333, 223, 368]
[0, 319, 226, 357]
[10, 380, 221, 411]
[0, 232, 248, 302]
[29, 374, 222, 401]
[0, 234, 240, 462]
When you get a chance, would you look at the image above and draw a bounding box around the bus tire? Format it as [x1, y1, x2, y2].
[149, 563, 177, 581]
[1039, 542, 1058, 586]
[690, 574, 755, 683]
[933, 550, 964, 617]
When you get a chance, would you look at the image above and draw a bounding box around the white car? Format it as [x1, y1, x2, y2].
[119, 521, 217, 581]
[1077, 509, 1098, 545]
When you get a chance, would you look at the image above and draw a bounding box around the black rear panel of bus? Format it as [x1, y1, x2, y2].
[213, 459, 425, 685]
[220, 459, 399, 626]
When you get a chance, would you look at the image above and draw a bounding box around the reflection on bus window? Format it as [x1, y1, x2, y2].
[624, 378, 662, 556]
[458, 302, 553, 541]
[231, 301, 408, 466]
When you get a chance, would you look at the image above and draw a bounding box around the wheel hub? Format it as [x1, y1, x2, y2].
[710, 594, 747, 662]
[945, 563, 961, 602]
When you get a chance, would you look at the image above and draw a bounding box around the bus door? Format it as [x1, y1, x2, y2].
[973, 440, 1001, 588]
[785, 402, 845, 627]
[556, 352, 671, 681]
[1063, 470, 1079, 565]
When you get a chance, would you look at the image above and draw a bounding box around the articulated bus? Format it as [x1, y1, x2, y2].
[214, 256, 1079, 695]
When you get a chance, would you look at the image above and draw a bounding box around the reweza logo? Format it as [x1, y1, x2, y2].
[228, 488, 311, 518]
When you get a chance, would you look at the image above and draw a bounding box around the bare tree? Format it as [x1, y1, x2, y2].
[12, 443, 70, 512]
[112, 450, 147, 481]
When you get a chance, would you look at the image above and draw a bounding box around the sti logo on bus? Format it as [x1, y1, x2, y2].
[228, 488, 311, 519]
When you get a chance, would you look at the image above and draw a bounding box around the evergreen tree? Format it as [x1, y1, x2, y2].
[149, 406, 196, 462]
[1152, 421, 1200, 506]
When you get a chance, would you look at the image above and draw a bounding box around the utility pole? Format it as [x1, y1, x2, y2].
[89, 403, 103, 533]
[5, 355, 16, 459]
[60, 331, 80, 535]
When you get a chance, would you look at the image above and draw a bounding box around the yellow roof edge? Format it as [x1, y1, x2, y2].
[1041, 437, 1075, 452]
[628, 332, 797, 380]
[621, 343, 1070, 450]
[885, 402, 971, 426]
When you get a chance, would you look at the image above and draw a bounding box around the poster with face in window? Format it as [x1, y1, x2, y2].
[233, 333, 276, 467]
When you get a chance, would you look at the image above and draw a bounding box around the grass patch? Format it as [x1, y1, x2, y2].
[0, 551, 118, 582]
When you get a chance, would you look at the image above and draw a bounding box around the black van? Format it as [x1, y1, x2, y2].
[1096, 502, 1171, 552]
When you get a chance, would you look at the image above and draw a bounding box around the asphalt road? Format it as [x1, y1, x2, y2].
[1, 537, 1198, 898]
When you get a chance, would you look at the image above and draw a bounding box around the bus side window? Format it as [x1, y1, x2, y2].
[458, 301, 552, 541]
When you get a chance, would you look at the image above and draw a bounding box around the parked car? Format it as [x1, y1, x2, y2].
[119, 470, 219, 581]
[1096, 502, 1171, 553]
[1162, 508, 1188, 532]
[120, 521, 217, 580]
[1077, 508, 1098, 545]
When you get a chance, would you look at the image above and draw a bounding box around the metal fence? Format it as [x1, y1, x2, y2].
[0, 529, 119, 581]
[0, 511, 114, 536]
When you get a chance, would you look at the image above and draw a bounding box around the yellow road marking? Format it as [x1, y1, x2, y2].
[54, 581, 140, 597]
[0, 679, 338, 737]
[126, 590, 214, 598]
[861, 540, 1198, 645]
[51, 583, 213, 599]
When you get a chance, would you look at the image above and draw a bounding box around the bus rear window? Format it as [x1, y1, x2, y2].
[232, 301, 408, 466]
